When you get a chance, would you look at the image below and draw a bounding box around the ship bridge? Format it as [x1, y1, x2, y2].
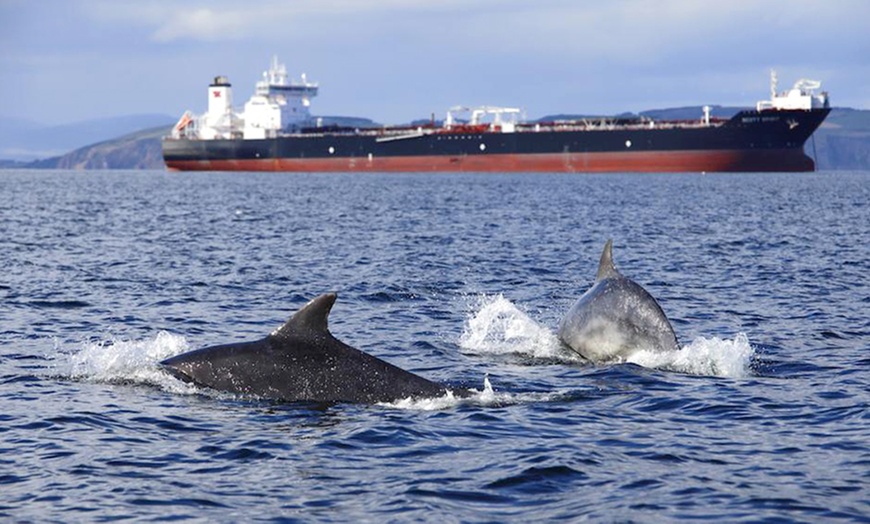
[169, 56, 319, 141]
[243, 56, 319, 139]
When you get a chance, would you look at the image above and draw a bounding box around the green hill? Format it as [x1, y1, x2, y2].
[28, 125, 170, 170]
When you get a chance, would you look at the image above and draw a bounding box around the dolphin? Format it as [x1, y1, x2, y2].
[160, 293, 451, 403]
[558, 240, 679, 362]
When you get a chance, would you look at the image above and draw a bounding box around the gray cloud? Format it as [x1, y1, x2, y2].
[1, 0, 867, 126]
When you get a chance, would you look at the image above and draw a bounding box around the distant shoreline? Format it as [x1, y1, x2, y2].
[3, 107, 869, 171]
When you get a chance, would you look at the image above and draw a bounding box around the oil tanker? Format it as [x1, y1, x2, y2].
[162, 57, 830, 173]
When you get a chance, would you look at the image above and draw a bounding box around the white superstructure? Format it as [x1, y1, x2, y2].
[445, 106, 522, 132]
[756, 70, 828, 111]
[172, 56, 319, 140]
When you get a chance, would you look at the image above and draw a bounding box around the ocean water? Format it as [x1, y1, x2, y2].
[1, 169, 867, 522]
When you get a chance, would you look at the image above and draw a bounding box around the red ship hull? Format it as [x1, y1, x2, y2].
[166, 148, 816, 173]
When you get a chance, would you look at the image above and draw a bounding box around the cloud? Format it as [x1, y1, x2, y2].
[78, 0, 870, 72]
[3, 0, 868, 125]
[83, 0, 476, 43]
[453, 0, 865, 67]
[150, 7, 253, 42]
[79, 1, 253, 42]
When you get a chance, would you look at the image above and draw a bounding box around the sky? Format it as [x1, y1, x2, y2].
[1, 0, 868, 126]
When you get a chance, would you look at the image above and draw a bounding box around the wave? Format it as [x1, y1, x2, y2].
[382, 376, 569, 411]
[459, 294, 755, 379]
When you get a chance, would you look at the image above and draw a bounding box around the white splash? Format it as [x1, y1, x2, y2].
[382, 376, 564, 411]
[459, 294, 755, 379]
[459, 294, 573, 361]
[627, 333, 755, 378]
[57, 331, 197, 394]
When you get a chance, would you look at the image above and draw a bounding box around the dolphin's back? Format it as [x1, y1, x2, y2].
[558, 241, 679, 362]
[160, 294, 449, 403]
[268, 330, 448, 403]
[162, 328, 447, 403]
[559, 277, 678, 362]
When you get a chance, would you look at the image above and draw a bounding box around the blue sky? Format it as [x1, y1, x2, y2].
[1, 0, 868, 126]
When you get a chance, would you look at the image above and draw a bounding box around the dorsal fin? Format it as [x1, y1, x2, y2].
[271, 293, 337, 338]
[595, 239, 620, 281]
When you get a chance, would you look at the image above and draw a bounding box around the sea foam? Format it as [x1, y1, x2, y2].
[460, 294, 755, 378]
[55, 331, 197, 394]
[458, 293, 575, 361]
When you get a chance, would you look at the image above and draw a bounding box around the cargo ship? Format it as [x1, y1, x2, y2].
[162, 57, 830, 173]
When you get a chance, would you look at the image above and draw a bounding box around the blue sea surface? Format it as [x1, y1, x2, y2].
[1, 170, 867, 522]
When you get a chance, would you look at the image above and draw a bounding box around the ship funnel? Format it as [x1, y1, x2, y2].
[208, 76, 233, 118]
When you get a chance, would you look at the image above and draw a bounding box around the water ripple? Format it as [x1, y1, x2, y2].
[0, 170, 867, 522]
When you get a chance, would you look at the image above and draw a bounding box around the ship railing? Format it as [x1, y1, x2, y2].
[514, 118, 726, 133]
[274, 116, 731, 140]
[289, 125, 436, 139]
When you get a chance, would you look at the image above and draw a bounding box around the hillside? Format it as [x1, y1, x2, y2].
[811, 108, 870, 170]
[28, 125, 171, 170]
[0, 114, 175, 161]
[7, 108, 870, 171]
[19, 116, 378, 170]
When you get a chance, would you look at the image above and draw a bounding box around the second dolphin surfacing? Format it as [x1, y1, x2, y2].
[558, 240, 679, 363]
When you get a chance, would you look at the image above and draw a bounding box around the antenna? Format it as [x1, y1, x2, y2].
[770, 69, 778, 100]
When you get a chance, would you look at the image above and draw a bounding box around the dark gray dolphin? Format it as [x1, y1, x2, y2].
[160, 293, 451, 403]
[558, 240, 679, 362]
